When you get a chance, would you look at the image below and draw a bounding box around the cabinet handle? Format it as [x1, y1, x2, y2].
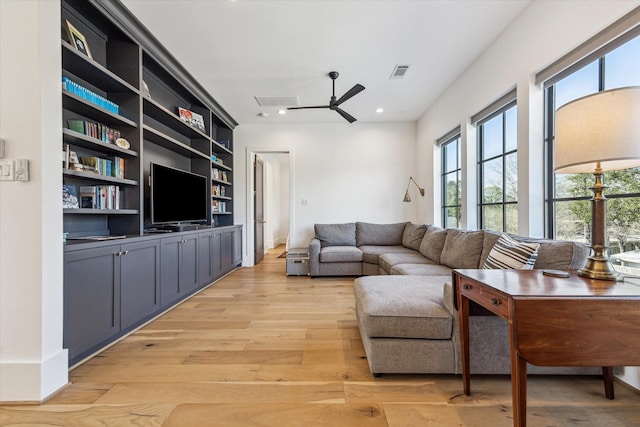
[490, 298, 500, 306]
[462, 284, 471, 290]
[122, 250, 129, 255]
[116, 250, 130, 256]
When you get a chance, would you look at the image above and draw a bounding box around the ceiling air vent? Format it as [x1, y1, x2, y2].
[254, 96, 300, 107]
[390, 64, 411, 79]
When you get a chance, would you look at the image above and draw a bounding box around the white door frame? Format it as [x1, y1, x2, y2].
[245, 147, 295, 267]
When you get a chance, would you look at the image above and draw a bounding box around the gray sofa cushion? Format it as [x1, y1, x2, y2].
[390, 263, 452, 276]
[356, 222, 408, 246]
[480, 229, 589, 271]
[360, 245, 414, 264]
[440, 229, 485, 269]
[354, 275, 452, 339]
[315, 223, 356, 247]
[402, 223, 427, 251]
[379, 252, 431, 273]
[319, 246, 363, 263]
[419, 226, 448, 264]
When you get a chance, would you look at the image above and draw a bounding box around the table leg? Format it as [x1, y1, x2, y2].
[510, 324, 527, 427]
[602, 367, 615, 399]
[458, 292, 471, 395]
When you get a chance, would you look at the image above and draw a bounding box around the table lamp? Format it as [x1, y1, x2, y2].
[554, 86, 640, 280]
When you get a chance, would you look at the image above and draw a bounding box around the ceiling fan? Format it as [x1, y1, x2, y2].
[288, 71, 365, 123]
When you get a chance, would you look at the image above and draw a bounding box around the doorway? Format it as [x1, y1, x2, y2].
[254, 155, 265, 265]
[248, 150, 292, 266]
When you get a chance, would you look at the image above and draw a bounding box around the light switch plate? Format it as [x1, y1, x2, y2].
[0, 160, 14, 181]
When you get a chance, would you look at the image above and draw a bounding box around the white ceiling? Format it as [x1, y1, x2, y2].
[122, 0, 531, 125]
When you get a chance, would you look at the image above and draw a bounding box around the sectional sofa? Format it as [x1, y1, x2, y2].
[309, 222, 597, 376]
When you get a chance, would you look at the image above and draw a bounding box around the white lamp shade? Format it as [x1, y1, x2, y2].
[554, 86, 640, 174]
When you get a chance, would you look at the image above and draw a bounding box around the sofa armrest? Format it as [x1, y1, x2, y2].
[309, 238, 321, 276]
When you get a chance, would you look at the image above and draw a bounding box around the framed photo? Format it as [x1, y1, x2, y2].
[65, 20, 92, 59]
[178, 107, 206, 133]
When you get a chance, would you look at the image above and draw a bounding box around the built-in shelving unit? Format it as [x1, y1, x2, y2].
[61, 0, 242, 367]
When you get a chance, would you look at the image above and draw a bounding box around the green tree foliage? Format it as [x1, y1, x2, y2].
[557, 168, 640, 252]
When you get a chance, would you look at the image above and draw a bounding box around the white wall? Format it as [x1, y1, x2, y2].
[416, 0, 640, 390]
[0, 0, 68, 401]
[235, 122, 417, 264]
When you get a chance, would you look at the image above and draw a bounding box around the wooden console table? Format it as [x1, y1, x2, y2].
[453, 269, 640, 427]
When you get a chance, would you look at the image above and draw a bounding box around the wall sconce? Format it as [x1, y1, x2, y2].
[403, 176, 425, 202]
[554, 86, 640, 280]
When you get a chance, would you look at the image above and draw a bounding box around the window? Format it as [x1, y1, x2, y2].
[477, 101, 518, 233]
[441, 134, 461, 228]
[545, 35, 640, 275]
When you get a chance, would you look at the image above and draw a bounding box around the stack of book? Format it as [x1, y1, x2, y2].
[76, 156, 125, 179]
[79, 185, 121, 210]
[212, 200, 226, 213]
[62, 76, 119, 114]
[212, 184, 226, 197]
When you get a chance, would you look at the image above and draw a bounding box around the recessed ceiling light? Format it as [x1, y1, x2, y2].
[376, 108, 384, 113]
[277, 109, 286, 115]
[257, 112, 269, 118]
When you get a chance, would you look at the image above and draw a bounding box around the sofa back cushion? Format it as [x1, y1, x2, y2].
[440, 229, 485, 269]
[419, 226, 448, 264]
[315, 223, 356, 247]
[356, 222, 408, 246]
[479, 229, 588, 270]
[402, 223, 427, 251]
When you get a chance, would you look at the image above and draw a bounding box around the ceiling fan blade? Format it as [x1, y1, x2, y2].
[287, 105, 329, 110]
[335, 84, 365, 106]
[335, 107, 357, 123]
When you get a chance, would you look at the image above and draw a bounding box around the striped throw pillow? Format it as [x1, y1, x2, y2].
[483, 233, 539, 270]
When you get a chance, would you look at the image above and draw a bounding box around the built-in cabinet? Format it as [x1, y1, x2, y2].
[61, 0, 242, 366]
[64, 226, 242, 366]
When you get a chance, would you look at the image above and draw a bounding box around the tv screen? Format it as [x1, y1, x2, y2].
[151, 163, 208, 225]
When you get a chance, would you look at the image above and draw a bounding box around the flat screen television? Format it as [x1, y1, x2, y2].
[150, 163, 208, 225]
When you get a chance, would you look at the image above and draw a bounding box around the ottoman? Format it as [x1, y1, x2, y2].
[354, 275, 458, 375]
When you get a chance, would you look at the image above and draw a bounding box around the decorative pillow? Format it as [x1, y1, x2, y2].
[483, 233, 540, 270]
[402, 223, 427, 251]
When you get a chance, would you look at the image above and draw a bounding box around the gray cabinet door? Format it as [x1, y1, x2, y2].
[161, 234, 199, 307]
[180, 234, 199, 293]
[232, 226, 243, 267]
[197, 231, 213, 287]
[212, 230, 223, 278]
[160, 236, 181, 307]
[120, 240, 161, 329]
[221, 229, 234, 271]
[64, 245, 120, 361]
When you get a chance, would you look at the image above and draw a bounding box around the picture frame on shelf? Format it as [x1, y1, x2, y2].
[178, 107, 206, 133]
[64, 20, 92, 59]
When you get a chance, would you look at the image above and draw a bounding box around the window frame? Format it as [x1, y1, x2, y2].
[476, 99, 518, 232]
[440, 133, 462, 229]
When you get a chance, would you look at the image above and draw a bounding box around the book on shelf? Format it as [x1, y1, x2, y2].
[74, 156, 125, 179]
[67, 119, 121, 144]
[77, 185, 121, 209]
[62, 77, 119, 114]
[63, 184, 79, 209]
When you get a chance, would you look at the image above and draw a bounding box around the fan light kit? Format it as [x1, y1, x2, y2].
[288, 71, 365, 123]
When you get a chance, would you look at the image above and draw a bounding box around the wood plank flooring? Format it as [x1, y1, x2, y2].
[2, 246, 639, 426]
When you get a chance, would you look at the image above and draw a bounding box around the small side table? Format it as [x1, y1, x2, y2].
[286, 248, 309, 276]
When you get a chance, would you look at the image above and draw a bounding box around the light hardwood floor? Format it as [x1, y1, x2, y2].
[1, 246, 639, 426]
